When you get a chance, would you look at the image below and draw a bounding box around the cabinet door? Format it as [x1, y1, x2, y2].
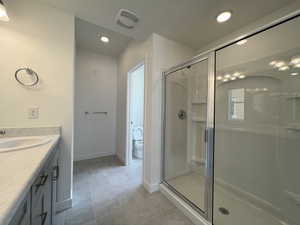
[32, 169, 52, 225]
[9, 195, 30, 225]
[44, 165, 53, 225]
[32, 171, 48, 207]
[51, 153, 59, 225]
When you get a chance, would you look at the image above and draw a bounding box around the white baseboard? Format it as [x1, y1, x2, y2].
[160, 184, 211, 225]
[116, 153, 126, 166]
[166, 168, 191, 180]
[56, 198, 72, 213]
[191, 157, 206, 165]
[143, 180, 159, 193]
[74, 152, 114, 162]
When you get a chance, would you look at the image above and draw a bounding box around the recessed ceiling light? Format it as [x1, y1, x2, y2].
[230, 77, 236, 80]
[216, 11, 232, 23]
[291, 72, 299, 76]
[222, 78, 229, 82]
[100, 36, 110, 43]
[269, 61, 277, 66]
[0, 0, 9, 22]
[238, 75, 246, 79]
[278, 66, 289, 71]
[224, 74, 231, 78]
[237, 39, 247, 45]
[216, 76, 223, 80]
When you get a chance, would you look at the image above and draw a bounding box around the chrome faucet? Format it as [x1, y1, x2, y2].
[0, 130, 6, 136]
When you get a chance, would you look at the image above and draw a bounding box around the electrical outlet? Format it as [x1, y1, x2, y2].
[28, 107, 39, 119]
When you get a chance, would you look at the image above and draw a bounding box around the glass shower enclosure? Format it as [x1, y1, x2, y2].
[162, 13, 300, 225]
[162, 54, 214, 220]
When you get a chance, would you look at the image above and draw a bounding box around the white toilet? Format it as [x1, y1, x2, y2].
[132, 126, 143, 159]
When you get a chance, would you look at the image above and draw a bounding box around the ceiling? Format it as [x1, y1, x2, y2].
[75, 18, 132, 56]
[39, 0, 295, 52]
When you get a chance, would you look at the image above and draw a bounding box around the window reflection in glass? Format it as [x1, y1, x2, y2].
[229, 88, 245, 120]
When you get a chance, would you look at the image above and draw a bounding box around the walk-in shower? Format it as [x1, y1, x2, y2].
[163, 58, 209, 210]
[162, 54, 214, 221]
[161, 12, 300, 225]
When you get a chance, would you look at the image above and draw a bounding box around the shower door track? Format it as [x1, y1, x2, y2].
[161, 180, 208, 217]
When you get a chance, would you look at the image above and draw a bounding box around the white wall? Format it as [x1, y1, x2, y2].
[130, 65, 144, 129]
[148, 34, 195, 188]
[74, 48, 117, 161]
[164, 75, 188, 179]
[0, 0, 74, 208]
[117, 34, 195, 192]
[117, 38, 152, 163]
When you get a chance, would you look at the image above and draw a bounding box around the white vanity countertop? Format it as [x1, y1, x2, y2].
[0, 135, 60, 225]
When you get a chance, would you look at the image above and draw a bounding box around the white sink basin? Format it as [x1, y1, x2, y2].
[0, 136, 53, 153]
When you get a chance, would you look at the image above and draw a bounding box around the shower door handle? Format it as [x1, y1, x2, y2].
[205, 127, 214, 176]
[204, 128, 208, 143]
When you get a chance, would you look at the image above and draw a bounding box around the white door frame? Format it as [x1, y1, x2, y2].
[126, 62, 145, 166]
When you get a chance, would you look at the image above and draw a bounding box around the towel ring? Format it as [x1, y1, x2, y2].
[15, 68, 39, 86]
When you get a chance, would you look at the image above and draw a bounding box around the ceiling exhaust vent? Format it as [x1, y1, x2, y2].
[115, 9, 139, 29]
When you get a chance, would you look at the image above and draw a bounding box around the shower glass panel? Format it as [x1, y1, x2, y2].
[214, 16, 300, 225]
[163, 59, 208, 213]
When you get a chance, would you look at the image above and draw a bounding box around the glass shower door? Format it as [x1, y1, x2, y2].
[214, 16, 300, 225]
[163, 57, 211, 216]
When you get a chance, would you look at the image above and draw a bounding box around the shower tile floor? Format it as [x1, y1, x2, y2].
[63, 156, 194, 225]
[167, 172, 205, 209]
[168, 172, 286, 225]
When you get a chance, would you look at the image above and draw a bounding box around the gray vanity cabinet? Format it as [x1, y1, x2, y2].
[31, 167, 52, 225]
[9, 148, 59, 225]
[8, 195, 31, 225]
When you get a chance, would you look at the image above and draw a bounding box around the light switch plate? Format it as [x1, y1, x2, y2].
[28, 107, 39, 119]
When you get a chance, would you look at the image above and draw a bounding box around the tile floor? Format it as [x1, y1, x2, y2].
[64, 156, 194, 225]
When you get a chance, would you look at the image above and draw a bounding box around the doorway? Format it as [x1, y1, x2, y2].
[126, 63, 145, 165]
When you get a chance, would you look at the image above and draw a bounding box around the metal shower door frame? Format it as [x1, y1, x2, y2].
[161, 51, 216, 222]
